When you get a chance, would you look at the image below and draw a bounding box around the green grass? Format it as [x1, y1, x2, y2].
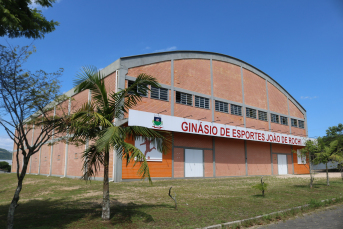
[0, 174, 343, 228]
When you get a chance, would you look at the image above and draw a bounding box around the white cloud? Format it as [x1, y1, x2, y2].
[154, 46, 177, 52]
[300, 96, 318, 100]
[145, 46, 151, 50]
[0, 135, 13, 152]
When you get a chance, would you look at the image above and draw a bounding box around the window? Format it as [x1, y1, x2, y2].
[151, 86, 168, 101]
[297, 149, 306, 164]
[176, 91, 192, 106]
[215, 101, 228, 113]
[271, 114, 279, 123]
[195, 96, 209, 109]
[258, 111, 268, 121]
[231, 104, 242, 116]
[246, 108, 257, 119]
[299, 120, 305, 129]
[291, 118, 297, 127]
[280, 116, 288, 125]
[128, 80, 148, 97]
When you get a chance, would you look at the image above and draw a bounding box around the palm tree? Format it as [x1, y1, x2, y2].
[69, 66, 171, 220]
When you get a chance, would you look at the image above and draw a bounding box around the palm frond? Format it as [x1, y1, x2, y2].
[73, 65, 109, 110]
[122, 126, 172, 154]
[117, 142, 152, 183]
[109, 73, 160, 119]
[81, 144, 104, 180]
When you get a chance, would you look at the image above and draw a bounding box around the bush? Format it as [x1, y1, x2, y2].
[0, 161, 11, 172]
[252, 176, 268, 196]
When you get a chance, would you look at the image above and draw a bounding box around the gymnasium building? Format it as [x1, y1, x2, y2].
[12, 51, 310, 181]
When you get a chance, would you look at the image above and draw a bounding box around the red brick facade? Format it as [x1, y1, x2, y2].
[14, 51, 307, 180]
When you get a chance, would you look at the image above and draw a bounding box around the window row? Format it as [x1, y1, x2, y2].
[127, 81, 305, 128]
[128, 80, 169, 101]
[271, 113, 305, 129]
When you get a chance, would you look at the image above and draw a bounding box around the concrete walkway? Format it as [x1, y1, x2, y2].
[276, 172, 343, 179]
[255, 203, 343, 229]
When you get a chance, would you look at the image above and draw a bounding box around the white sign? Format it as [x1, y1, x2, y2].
[135, 137, 162, 161]
[128, 109, 306, 146]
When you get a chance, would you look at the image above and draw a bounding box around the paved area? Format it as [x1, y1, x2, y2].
[255, 204, 343, 229]
[276, 172, 343, 179]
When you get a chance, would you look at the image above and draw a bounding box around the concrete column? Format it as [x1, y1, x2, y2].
[212, 136, 216, 177]
[241, 66, 246, 128]
[29, 124, 34, 174]
[63, 98, 72, 177]
[287, 98, 291, 134]
[210, 59, 214, 122]
[244, 140, 248, 175]
[171, 59, 175, 116]
[266, 80, 271, 131]
[48, 106, 56, 176]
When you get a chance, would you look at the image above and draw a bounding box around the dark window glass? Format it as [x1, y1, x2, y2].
[298, 120, 304, 129]
[231, 104, 242, 116]
[246, 108, 257, 119]
[271, 114, 279, 123]
[258, 111, 268, 121]
[127, 80, 147, 96]
[280, 116, 288, 125]
[215, 101, 229, 113]
[151, 86, 168, 101]
[291, 118, 298, 127]
[176, 91, 192, 106]
[195, 96, 209, 109]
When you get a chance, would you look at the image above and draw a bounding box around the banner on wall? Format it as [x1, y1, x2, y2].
[135, 137, 162, 161]
[128, 109, 306, 146]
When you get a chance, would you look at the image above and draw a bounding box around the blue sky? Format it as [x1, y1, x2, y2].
[0, 0, 342, 151]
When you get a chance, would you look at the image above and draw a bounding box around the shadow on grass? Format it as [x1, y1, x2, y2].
[0, 198, 171, 228]
[293, 185, 320, 188]
[252, 194, 266, 198]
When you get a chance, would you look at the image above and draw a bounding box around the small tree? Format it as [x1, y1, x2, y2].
[252, 176, 268, 197]
[313, 138, 342, 186]
[296, 139, 320, 188]
[0, 45, 68, 229]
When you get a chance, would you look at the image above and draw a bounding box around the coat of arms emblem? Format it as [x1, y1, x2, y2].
[152, 115, 163, 129]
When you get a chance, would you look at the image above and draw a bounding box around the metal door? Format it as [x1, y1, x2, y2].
[185, 149, 203, 177]
[278, 154, 288, 175]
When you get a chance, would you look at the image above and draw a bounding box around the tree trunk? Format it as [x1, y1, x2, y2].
[326, 163, 330, 186]
[102, 149, 110, 220]
[7, 156, 29, 229]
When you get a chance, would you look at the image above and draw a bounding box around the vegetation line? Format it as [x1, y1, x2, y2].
[201, 197, 343, 229]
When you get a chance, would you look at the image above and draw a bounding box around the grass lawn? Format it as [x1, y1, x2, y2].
[1, 174, 343, 228]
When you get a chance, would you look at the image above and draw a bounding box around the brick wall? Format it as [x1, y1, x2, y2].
[268, 82, 288, 115]
[215, 138, 245, 177]
[289, 100, 304, 119]
[247, 141, 271, 175]
[39, 144, 51, 174]
[174, 59, 211, 95]
[51, 142, 66, 176]
[243, 69, 268, 110]
[128, 61, 171, 85]
[212, 60, 242, 103]
[66, 143, 85, 177]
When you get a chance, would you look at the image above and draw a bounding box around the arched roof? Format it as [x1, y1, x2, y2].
[101, 50, 306, 114]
